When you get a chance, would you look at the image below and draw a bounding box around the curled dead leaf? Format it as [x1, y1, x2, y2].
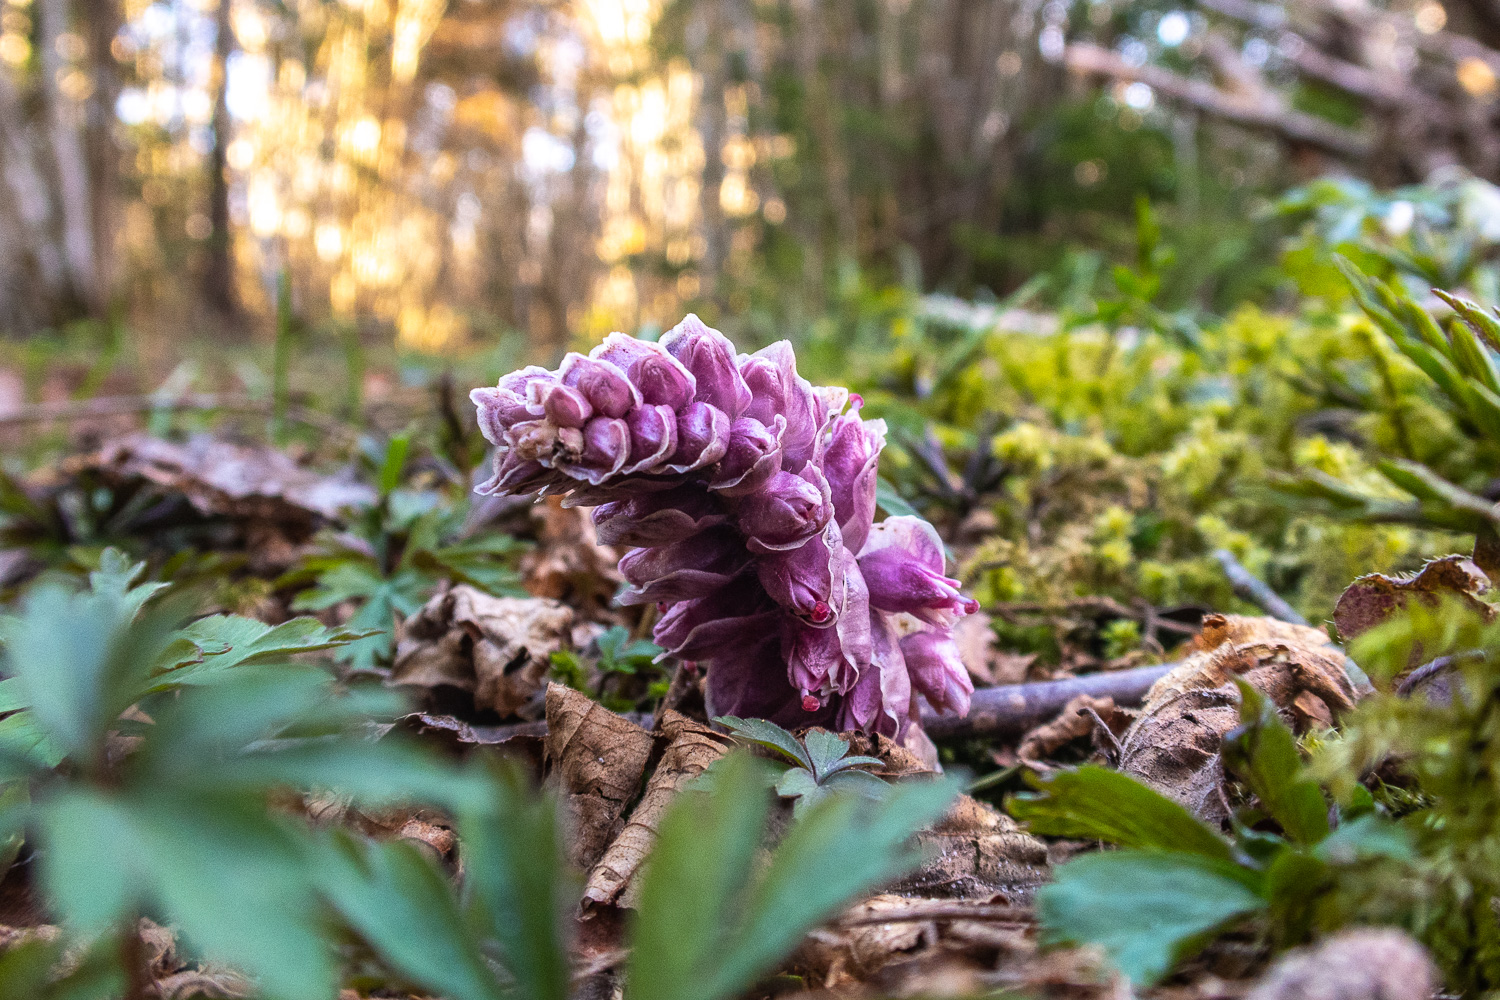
[546, 683, 656, 872]
[1016, 693, 1131, 769]
[1115, 614, 1357, 822]
[582, 711, 733, 910]
[796, 894, 936, 987]
[392, 585, 573, 718]
[1334, 555, 1494, 689]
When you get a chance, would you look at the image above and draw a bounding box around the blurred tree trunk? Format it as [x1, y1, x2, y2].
[0, 69, 64, 330]
[37, 0, 105, 315]
[203, 0, 239, 320]
[80, 0, 121, 307]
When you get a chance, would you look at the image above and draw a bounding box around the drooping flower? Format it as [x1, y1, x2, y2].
[471, 315, 978, 737]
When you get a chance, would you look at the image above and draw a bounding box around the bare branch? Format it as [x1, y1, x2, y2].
[1061, 41, 1372, 159]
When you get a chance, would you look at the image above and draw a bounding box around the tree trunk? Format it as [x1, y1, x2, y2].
[203, 0, 239, 319]
[37, 0, 104, 315]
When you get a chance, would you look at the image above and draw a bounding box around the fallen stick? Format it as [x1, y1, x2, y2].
[920, 664, 1173, 741]
[1213, 548, 1308, 626]
[837, 901, 1033, 926]
[407, 666, 1176, 747]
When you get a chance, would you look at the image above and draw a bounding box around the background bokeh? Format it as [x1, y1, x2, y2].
[10, 0, 1500, 360]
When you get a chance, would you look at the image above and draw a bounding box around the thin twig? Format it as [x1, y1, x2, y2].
[1060, 41, 1371, 159]
[922, 663, 1173, 741]
[1395, 650, 1484, 698]
[1212, 549, 1308, 626]
[836, 902, 1034, 927]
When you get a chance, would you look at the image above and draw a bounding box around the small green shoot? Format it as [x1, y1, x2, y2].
[716, 716, 888, 816]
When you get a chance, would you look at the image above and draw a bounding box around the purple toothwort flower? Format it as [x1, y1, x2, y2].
[471, 315, 977, 737]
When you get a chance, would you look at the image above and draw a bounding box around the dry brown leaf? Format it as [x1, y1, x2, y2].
[521, 497, 622, 608]
[582, 711, 733, 910]
[1334, 554, 1494, 685]
[1115, 614, 1356, 822]
[843, 731, 935, 778]
[1016, 694, 1129, 768]
[546, 683, 656, 871]
[894, 794, 1050, 899]
[392, 585, 573, 718]
[89, 434, 374, 521]
[796, 894, 937, 987]
[951, 611, 999, 686]
[991, 650, 1040, 686]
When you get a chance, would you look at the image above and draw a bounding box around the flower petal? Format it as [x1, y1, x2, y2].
[559, 354, 640, 418]
[740, 341, 820, 470]
[821, 411, 886, 554]
[592, 332, 697, 411]
[736, 464, 833, 553]
[663, 401, 730, 473]
[554, 417, 631, 485]
[662, 314, 751, 418]
[900, 628, 972, 717]
[621, 404, 679, 475]
[708, 415, 785, 495]
[592, 485, 729, 546]
[618, 526, 751, 605]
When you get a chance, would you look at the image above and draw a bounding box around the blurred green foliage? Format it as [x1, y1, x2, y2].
[0, 550, 957, 998]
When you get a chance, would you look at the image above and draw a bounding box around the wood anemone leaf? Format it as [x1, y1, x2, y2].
[1221, 680, 1329, 846]
[627, 751, 959, 1000]
[318, 831, 506, 1000]
[714, 716, 813, 771]
[1037, 849, 1266, 986]
[458, 760, 574, 1000]
[1007, 764, 1233, 861]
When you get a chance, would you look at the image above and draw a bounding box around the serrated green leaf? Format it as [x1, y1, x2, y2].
[1037, 850, 1265, 986]
[774, 766, 818, 800]
[823, 755, 885, 777]
[1008, 765, 1232, 860]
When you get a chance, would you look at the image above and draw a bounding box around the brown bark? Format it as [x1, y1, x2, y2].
[203, 0, 239, 319]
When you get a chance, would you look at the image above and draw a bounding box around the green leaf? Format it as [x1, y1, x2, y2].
[1007, 765, 1232, 860]
[875, 477, 922, 519]
[378, 434, 411, 496]
[1260, 845, 1330, 945]
[459, 760, 573, 1000]
[629, 753, 958, 1000]
[1037, 850, 1266, 985]
[318, 832, 504, 1000]
[802, 729, 850, 782]
[628, 752, 774, 1000]
[1221, 681, 1330, 845]
[714, 716, 813, 771]
[1313, 814, 1414, 865]
[0, 678, 28, 713]
[716, 773, 959, 996]
[0, 780, 29, 879]
[774, 766, 818, 799]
